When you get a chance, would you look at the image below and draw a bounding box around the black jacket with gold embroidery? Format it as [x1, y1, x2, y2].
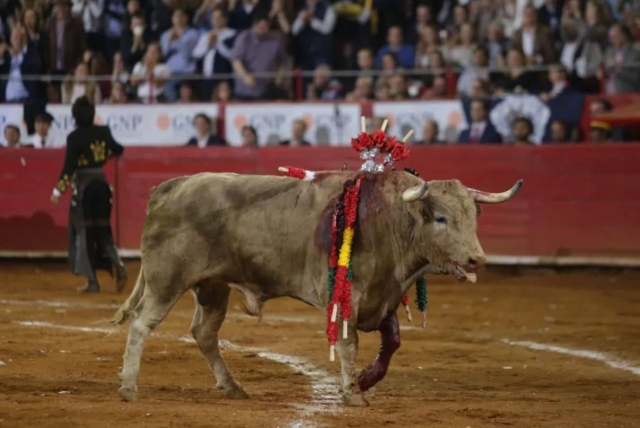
[55, 125, 125, 194]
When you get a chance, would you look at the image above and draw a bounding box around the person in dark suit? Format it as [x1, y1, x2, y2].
[120, 13, 156, 70]
[540, 64, 577, 100]
[280, 119, 311, 146]
[47, 0, 86, 74]
[459, 99, 502, 144]
[0, 26, 45, 103]
[492, 48, 542, 94]
[511, 5, 557, 65]
[22, 7, 50, 68]
[186, 113, 227, 147]
[228, 0, 270, 31]
[50, 96, 127, 293]
[537, 0, 563, 36]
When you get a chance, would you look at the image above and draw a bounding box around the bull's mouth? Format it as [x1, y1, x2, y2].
[451, 263, 477, 283]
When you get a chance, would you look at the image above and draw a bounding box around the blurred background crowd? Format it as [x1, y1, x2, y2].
[1, 0, 640, 146]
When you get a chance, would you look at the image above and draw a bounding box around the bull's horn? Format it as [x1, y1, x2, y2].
[467, 179, 523, 204]
[402, 182, 430, 202]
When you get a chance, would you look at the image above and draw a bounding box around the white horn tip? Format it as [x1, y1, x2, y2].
[278, 167, 289, 173]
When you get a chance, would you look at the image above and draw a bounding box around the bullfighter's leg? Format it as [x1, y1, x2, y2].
[190, 283, 248, 399]
[357, 311, 401, 392]
[336, 321, 369, 407]
[118, 287, 181, 402]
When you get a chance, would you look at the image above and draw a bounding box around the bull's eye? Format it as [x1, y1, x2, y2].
[435, 216, 448, 224]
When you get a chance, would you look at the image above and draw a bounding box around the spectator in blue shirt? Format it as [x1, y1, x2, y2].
[375, 25, 416, 70]
[161, 8, 199, 101]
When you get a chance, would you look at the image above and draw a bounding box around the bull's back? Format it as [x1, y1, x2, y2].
[142, 172, 334, 250]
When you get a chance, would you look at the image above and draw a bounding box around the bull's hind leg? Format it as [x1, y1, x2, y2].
[118, 287, 181, 402]
[190, 283, 248, 399]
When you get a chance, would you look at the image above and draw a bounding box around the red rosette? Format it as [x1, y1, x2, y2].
[351, 132, 372, 152]
[384, 136, 399, 153]
[391, 143, 410, 161]
[371, 130, 388, 149]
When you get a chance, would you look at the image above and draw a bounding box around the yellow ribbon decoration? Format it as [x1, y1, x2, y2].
[337, 228, 354, 267]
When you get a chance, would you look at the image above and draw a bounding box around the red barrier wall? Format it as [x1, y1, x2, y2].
[1, 150, 117, 252]
[2, 145, 640, 259]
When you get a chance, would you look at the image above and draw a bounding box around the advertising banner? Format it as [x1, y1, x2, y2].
[1, 104, 219, 147]
[372, 100, 468, 143]
[224, 103, 362, 146]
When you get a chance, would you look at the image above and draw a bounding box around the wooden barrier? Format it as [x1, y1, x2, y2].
[2, 145, 640, 263]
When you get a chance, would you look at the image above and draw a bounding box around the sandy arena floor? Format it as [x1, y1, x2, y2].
[0, 261, 639, 428]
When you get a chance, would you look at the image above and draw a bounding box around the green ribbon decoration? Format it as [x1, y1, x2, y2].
[415, 276, 427, 313]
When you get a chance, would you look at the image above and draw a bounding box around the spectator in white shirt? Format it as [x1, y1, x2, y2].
[72, 0, 104, 52]
[27, 112, 64, 149]
[131, 41, 171, 103]
[192, 6, 237, 99]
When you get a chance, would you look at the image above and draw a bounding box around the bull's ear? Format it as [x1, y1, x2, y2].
[402, 182, 430, 202]
[475, 203, 482, 217]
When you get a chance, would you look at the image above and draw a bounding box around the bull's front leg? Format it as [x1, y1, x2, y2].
[357, 311, 400, 392]
[336, 321, 369, 407]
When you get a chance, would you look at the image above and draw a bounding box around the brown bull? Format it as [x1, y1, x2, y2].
[111, 170, 522, 406]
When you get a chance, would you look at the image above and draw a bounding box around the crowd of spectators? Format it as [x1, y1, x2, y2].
[2, 0, 640, 104]
[1, 0, 640, 146]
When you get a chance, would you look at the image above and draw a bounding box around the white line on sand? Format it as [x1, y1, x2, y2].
[502, 339, 640, 377]
[16, 320, 339, 428]
[1, 298, 322, 323]
[1, 298, 121, 310]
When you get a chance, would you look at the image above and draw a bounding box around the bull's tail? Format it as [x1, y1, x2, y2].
[110, 268, 145, 325]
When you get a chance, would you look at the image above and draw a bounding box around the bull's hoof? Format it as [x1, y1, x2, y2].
[118, 387, 138, 402]
[342, 392, 369, 407]
[224, 387, 249, 400]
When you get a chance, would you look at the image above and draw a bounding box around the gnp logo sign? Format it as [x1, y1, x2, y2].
[225, 103, 362, 147]
[233, 112, 288, 146]
[46, 104, 220, 146]
[373, 101, 467, 143]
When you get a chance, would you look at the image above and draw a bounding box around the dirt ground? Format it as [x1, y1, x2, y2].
[0, 261, 639, 428]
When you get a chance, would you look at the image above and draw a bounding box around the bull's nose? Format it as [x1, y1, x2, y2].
[467, 255, 486, 270]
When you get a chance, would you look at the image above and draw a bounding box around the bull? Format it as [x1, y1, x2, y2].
[111, 170, 522, 406]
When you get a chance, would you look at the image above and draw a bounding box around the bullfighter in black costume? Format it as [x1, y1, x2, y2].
[50, 96, 128, 293]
